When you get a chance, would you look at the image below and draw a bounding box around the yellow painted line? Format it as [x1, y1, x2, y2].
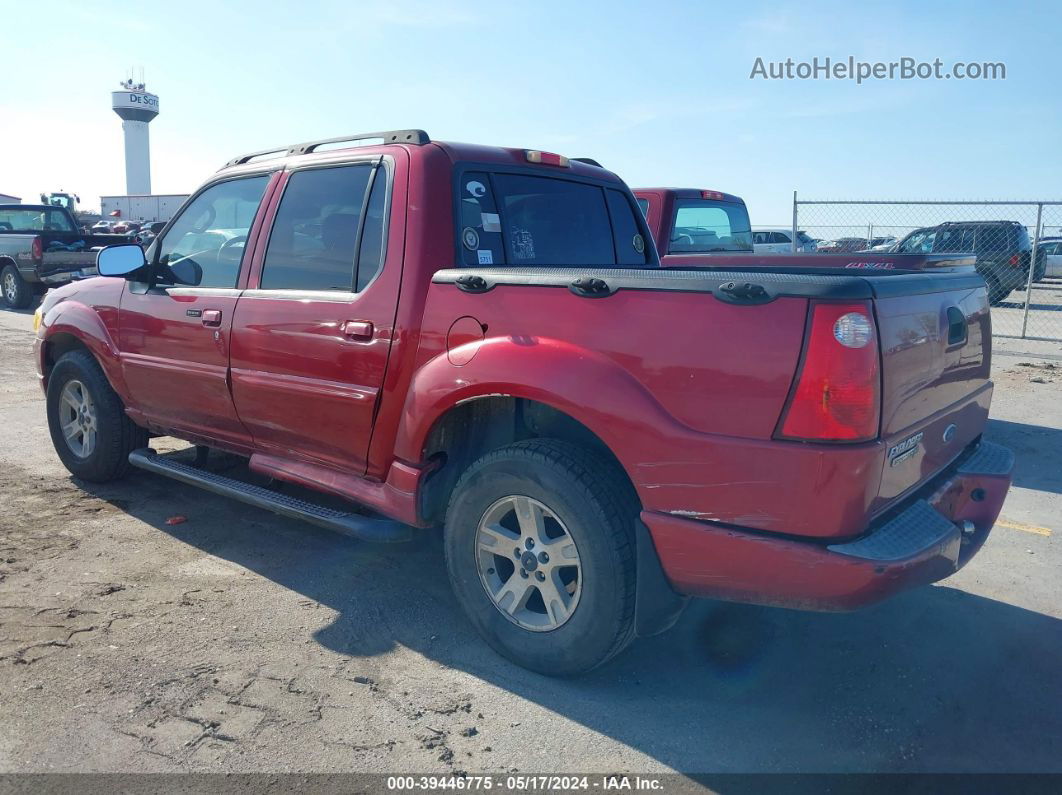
[996, 518, 1052, 537]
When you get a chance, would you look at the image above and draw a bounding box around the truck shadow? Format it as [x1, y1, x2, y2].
[78, 457, 1062, 773]
[985, 418, 1062, 495]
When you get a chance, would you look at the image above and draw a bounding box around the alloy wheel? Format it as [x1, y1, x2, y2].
[475, 495, 582, 631]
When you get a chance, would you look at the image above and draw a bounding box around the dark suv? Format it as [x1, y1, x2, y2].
[894, 221, 1043, 304]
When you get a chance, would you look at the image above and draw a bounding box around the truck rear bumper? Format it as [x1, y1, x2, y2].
[642, 440, 1013, 611]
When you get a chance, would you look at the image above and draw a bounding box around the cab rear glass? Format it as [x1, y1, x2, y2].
[456, 171, 649, 267]
[669, 199, 752, 253]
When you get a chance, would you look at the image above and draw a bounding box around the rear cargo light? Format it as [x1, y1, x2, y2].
[777, 301, 880, 442]
[525, 150, 570, 167]
[31, 236, 43, 262]
[701, 190, 725, 200]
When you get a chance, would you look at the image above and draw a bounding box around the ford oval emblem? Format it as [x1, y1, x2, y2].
[943, 424, 958, 443]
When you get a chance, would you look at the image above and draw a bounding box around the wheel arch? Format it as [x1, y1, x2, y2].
[40, 304, 127, 397]
[417, 395, 638, 528]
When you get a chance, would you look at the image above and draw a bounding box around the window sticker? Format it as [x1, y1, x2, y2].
[481, 212, 501, 233]
[633, 234, 645, 253]
[462, 226, 480, 250]
[477, 249, 493, 265]
[511, 227, 535, 260]
[466, 180, 487, 198]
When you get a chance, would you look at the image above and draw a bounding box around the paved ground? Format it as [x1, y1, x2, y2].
[0, 303, 1060, 775]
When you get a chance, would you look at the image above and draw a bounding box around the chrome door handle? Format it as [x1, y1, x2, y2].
[201, 309, 222, 327]
[343, 320, 374, 340]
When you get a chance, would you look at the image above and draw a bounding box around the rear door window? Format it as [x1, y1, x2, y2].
[935, 227, 976, 252]
[457, 171, 647, 267]
[260, 163, 386, 292]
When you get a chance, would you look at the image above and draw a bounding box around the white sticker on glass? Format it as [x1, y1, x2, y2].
[481, 212, 501, 233]
[477, 249, 493, 265]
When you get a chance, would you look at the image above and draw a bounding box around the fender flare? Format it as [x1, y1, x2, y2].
[394, 336, 684, 479]
[41, 301, 128, 396]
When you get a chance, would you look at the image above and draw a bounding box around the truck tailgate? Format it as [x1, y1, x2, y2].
[871, 274, 992, 513]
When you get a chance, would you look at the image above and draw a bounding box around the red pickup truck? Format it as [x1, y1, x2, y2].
[34, 131, 1013, 675]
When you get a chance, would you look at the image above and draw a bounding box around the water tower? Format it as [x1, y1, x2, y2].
[111, 75, 159, 195]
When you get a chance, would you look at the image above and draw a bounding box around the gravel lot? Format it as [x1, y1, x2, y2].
[1, 303, 1060, 776]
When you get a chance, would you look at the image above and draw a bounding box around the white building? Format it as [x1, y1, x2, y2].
[0, 193, 21, 204]
[101, 194, 189, 223]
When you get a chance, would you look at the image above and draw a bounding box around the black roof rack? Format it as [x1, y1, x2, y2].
[938, 220, 1023, 226]
[224, 129, 430, 168]
[571, 157, 603, 167]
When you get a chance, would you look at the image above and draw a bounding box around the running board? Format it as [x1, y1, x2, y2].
[128, 449, 413, 543]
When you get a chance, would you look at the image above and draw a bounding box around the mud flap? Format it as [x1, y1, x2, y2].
[634, 518, 688, 637]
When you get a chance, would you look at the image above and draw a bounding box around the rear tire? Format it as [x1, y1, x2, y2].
[444, 439, 638, 676]
[46, 350, 148, 482]
[1, 264, 32, 309]
[984, 273, 1010, 306]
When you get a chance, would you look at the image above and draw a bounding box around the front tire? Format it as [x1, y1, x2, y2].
[444, 439, 638, 676]
[46, 350, 148, 482]
[1, 264, 32, 309]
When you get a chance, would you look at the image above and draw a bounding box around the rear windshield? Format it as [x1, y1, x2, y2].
[456, 171, 649, 267]
[669, 199, 752, 253]
[0, 208, 76, 234]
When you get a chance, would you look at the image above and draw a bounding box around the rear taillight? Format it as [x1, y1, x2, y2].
[776, 301, 880, 442]
[31, 236, 43, 262]
[1008, 254, 1021, 267]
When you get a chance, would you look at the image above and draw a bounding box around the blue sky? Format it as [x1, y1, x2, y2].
[3, 0, 1060, 224]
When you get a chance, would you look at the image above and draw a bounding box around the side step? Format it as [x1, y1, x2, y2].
[128, 449, 413, 543]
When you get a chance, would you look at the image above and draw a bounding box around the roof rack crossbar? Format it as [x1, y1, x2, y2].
[224, 129, 430, 168]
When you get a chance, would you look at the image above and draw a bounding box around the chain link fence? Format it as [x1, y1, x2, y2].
[786, 198, 1062, 341]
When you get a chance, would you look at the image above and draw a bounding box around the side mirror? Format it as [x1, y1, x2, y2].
[96, 244, 147, 277]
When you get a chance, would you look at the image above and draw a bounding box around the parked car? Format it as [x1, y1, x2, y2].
[751, 228, 816, 253]
[0, 204, 128, 308]
[34, 129, 1012, 675]
[865, 236, 897, 251]
[90, 221, 114, 234]
[817, 237, 869, 253]
[894, 221, 1042, 304]
[112, 221, 142, 235]
[1038, 238, 1062, 278]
